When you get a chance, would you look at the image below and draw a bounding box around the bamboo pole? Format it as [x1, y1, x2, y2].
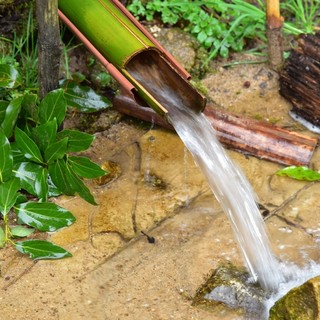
[36, 0, 61, 99]
[266, 0, 284, 71]
[58, 0, 205, 116]
[113, 94, 317, 166]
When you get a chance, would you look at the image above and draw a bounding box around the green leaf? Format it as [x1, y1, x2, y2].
[48, 159, 74, 195]
[57, 129, 94, 152]
[15, 240, 72, 260]
[35, 167, 48, 202]
[38, 89, 66, 126]
[11, 225, 35, 238]
[47, 174, 61, 197]
[11, 142, 27, 163]
[48, 159, 97, 205]
[0, 226, 5, 248]
[31, 119, 57, 153]
[276, 166, 320, 181]
[71, 72, 86, 83]
[62, 81, 111, 112]
[0, 100, 9, 124]
[68, 156, 107, 179]
[0, 64, 21, 88]
[14, 127, 43, 164]
[15, 193, 28, 205]
[21, 93, 38, 123]
[13, 162, 44, 197]
[44, 137, 68, 163]
[0, 128, 13, 183]
[1, 95, 23, 137]
[0, 177, 20, 217]
[65, 164, 97, 205]
[197, 30, 208, 43]
[95, 72, 112, 87]
[14, 201, 76, 232]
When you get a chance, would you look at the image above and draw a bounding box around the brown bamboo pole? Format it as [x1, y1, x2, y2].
[36, 0, 61, 99]
[113, 94, 317, 166]
[266, 0, 284, 71]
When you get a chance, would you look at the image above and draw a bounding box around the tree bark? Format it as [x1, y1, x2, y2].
[266, 0, 284, 71]
[36, 0, 60, 99]
[113, 94, 317, 167]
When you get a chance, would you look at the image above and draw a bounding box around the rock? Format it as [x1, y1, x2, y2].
[269, 276, 320, 319]
[193, 263, 267, 317]
[93, 160, 121, 186]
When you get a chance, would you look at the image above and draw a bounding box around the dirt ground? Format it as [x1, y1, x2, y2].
[1, 30, 320, 319]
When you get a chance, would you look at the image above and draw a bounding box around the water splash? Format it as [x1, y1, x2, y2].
[264, 260, 320, 317]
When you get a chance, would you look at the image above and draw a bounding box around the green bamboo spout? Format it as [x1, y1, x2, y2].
[58, 0, 206, 116]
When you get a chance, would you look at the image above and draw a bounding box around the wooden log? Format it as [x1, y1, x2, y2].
[113, 94, 317, 166]
[279, 32, 320, 129]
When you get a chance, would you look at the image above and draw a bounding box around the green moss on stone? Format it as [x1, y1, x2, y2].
[269, 281, 317, 319]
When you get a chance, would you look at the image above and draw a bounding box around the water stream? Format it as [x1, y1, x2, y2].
[168, 106, 284, 291]
[127, 50, 284, 291]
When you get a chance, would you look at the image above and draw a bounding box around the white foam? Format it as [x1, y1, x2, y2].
[264, 260, 320, 318]
[289, 110, 320, 134]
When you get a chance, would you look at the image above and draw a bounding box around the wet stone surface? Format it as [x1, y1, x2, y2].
[193, 263, 267, 317]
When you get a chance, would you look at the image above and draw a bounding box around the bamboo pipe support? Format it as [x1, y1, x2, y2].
[113, 94, 317, 167]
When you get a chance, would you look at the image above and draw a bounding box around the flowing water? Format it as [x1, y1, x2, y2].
[127, 51, 284, 291]
[167, 106, 284, 291]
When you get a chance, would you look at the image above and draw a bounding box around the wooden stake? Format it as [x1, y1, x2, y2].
[266, 0, 284, 71]
[36, 0, 61, 99]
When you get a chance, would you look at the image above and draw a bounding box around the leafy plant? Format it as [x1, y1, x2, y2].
[281, 0, 320, 35]
[276, 166, 320, 182]
[127, 0, 320, 61]
[0, 61, 111, 259]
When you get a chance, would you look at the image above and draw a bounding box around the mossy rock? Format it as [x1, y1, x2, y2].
[269, 276, 320, 319]
[193, 262, 267, 317]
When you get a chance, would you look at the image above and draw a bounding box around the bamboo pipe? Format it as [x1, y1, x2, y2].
[266, 0, 282, 28]
[58, 0, 205, 117]
[113, 94, 317, 166]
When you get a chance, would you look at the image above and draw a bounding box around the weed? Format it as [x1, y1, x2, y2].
[281, 0, 320, 34]
[0, 7, 38, 90]
[127, 0, 320, 61]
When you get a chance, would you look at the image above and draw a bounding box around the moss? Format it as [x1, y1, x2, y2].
[268, 117, 280, 125]
[190, 80, 209, 96]
[269, 282, 318, 319]
[193, 262, 266, 316]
